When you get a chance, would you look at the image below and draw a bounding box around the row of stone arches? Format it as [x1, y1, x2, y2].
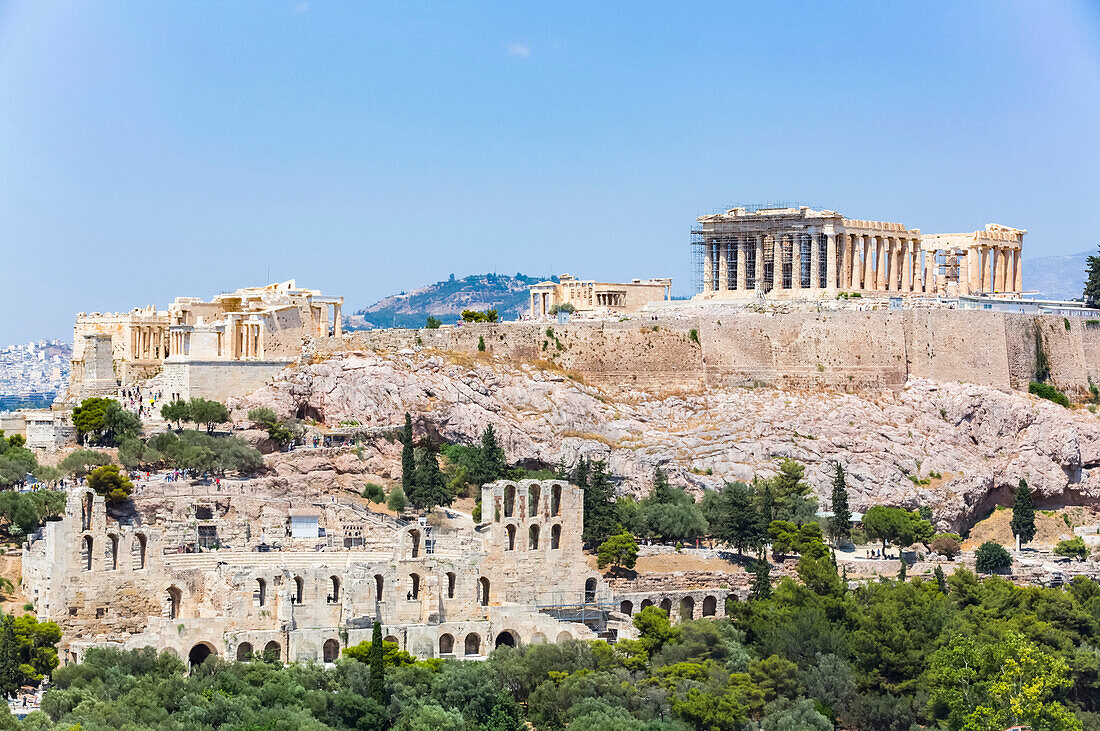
[80, 532, 146, 572]
[619, 593, 726, 620]
[503, 523, 561, 551]
[501, 483, 562, 520]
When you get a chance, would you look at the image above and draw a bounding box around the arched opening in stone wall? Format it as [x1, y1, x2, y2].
[374, 574, 384, 601]
[505, 525, 516, 551]
[680, 596, 695, 620]
[530, 632, 548, 644]
[81, 535, 93, 571]
[328, 576, 340, 604]
[478, 577, 490, 607]
[253, 579, 267, 607]
[494, 630, 516, 648]
[620, 600, 633, 615]
[132, 534, 146, 570]
[439, 633, 454, 655]
[188, 643, 215, 668]
[409, 573, 420, 600]
[81, 493, 92, 532]
[528, 524, 539, 550]
[702, 595, 717, 617]
[726, 594, 738, 614]
[464, 633, 481, 656]
[556, 631, 572, 643]
[106, 534, 118, 570]
[384, 635, 399, 646]
[551, 524, 561, 549]
[293, 576, 304, 604]
[504, 485, 515, 518]
[551, 484, 561, 516]
[659, 598, 672, 616]
[323, 639, 340, 663]
[584, 578, 596, 603]
[263, 641, 281, 663]
[640, 599, 654, 610]
[236, 642, 253, 661]
[529, 485, 541, 515]
[167, 586, 182, 619]
[408, 529, 420, 558]
[446, 572, 456, 599]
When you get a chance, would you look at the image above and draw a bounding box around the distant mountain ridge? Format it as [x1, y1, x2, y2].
[347, 273, 548, 329]
[1024, 250, 1092, 301]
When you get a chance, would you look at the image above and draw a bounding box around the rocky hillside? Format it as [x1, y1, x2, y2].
[237, 350, 1100, 533]
[347, 273, 546, 329]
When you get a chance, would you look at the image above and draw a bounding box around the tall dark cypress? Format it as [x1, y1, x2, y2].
[829, 463, 851, 542]
[751, 557, 771, 600]
[1010, 478, 1036, 546]
[369, 621, 384, 703]
[401, 413, 415, 494]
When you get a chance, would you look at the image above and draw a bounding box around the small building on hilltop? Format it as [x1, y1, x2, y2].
[529, 274, 672, 320]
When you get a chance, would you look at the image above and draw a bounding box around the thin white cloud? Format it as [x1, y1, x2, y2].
[507, 42, 531, 58]
[295, 2, 310, 12]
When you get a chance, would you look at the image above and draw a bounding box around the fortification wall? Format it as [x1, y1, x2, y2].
[322, 312, 1100, 397]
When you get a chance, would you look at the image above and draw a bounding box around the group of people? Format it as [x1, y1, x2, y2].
[118, 386, 163, 419]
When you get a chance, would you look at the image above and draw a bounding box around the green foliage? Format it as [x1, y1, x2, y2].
[828, 463, 851, 542]
[1085, 243, 1100, 309]
[160, 399, 190, 429]
[1031, 380, 1071, 407]
[596, 531, 638, 571]
[582, 459, 619, 545]
[247, 407, 277, 427]
[1034, 326, 1052, 383]
[408, 447, 452, 511]
[462, 309, 499, 323]
[0, 613, 60, 698]
[187, 397, 229, 434]
[87, 464, 134, 503]
[72, 398, 142, 446]
[861, 505, 934, 552]
[478, 335, 486, 351]
[974, 541, 1012, 573]
[930, 534, 961, 559]
[706, 481, 766, 556]
[362, 483, 386, 503]
[0, 443, 39, 488]
[401, 412, 415, 494]
[387, 485, 407, 512]
[0, 491, 66, 537]
[688, 328, 699, 344]
[425, 315, 442, 329]
[58, 449, 112, 478]
[634, 468, 707, 541]
[1055, 536, 1088, 560]
[71, 397, 110, 443]
[1011, 478, 1037, 545]
[144, 430, 263, 475]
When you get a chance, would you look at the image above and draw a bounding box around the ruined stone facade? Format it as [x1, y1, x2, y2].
[692, 205, 1025, 299]
[67, 281, 343, 403]
[529, 274, 673, 319]
[25, 478, 731, 665]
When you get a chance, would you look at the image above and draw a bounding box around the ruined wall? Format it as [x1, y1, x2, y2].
[162, 361, 291, 403]
[321, 311, 1100, 397]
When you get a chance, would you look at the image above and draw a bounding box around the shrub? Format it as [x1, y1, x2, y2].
[425, 316, 442, 329]
[1054, 536, 1087, 560]
[689, 328, 699, 344]
[386, 486, 407, 513]
[87, 465, 134, 503]
[849, 527, 868, 545]
[247, 407, 277, 428]
[597, 532, 638, 571]
[930, 534, 961, 559]
[477, 336, 486, 352]
[362, 483, 386, 503]
[975, 541, 1012, 574]
[1029, 381, 1070, 407]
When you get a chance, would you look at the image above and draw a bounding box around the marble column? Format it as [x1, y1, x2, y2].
[774, 235, 784, 290]
[862, 236, 874, 290]
[839, 233, 851, 290]
[926, 250, 937, 295]
[1013, 250, 1023, 292]
[792, 235, 802, 291]
[995, 247, 1008, 293]
[981, 246, 991, 291]
[703, 243, 713, 293]
[755, 235, 765, 292]
[902, 240, 913, 293]
[825, 233, 837, 290]
[737, 240, 747, 291]
[717, 242, 728, 293]
[874, 237, 886, 291]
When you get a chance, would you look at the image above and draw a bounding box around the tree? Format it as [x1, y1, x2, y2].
[1010, 478, 1036, 547]
[188, 398, 229, 434]
[707, 481, 765, 556]
[478, 336, 486, 352]
[1085, 243, 1100, 309]
[400, 413, 415, 494]
[975, 541, 1012, 574]
[72, 397, 111, 444]
[58, 449, 111, 478]
[362, 483, 386, 503]
[751, 557, 772, 600]
[768, 460, 817, 525]
[247, 407, 277, 428]
[828, 463, 851, 543]
[930, 534, 961, 559]
[475, 425, 506, 486]
[409, 447, 452, 511]
[86, 464, 134, 503]
[387, 485, 407, 513]
[1055, 536, 1088, 560]
[161, 399, 190, 430]
[934, 565, 948, 594]
[369, 621, 384, 703]
[102, 401, 142, 445]
[596, 531, 638, 572]
[0, 616, 19, 699]
[425, 316, 442, 329]
[582, 460, 619, 545]
[861, 506, 934, 555]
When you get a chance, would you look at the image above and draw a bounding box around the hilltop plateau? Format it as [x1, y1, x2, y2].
[237, 347, 1100, 533]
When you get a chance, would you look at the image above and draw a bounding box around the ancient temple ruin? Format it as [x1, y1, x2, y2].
[692, 205, 1025, 299]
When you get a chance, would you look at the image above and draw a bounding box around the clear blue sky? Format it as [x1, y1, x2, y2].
[3, 1, 1100, 342]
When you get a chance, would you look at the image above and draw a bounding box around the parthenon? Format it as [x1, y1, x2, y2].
[692, 205, 1025, 299]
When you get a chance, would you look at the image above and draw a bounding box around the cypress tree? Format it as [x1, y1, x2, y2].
[369, 621, 384, 703]
[582, 460, 618, 545]
[1084, 243, 1100, 309]
[477, 425, 506, 484]
[1010, 478, 1036, 546]
[574, 457, 589, 491]
[400, 413, 415, 494]
[0, 615, 19, 699]
[934, 565, 948, 595]
[651, 467, 674, 504]
[751, 557, 771, 600]
[829, 463, 851, 543]
[411, 447, 451, 510]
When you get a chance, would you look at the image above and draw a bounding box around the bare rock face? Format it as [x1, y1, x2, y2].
[239, 351, 1100, 531]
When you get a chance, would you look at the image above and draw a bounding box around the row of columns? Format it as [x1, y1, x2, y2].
[238, 323, 263, 359]
[131, 326, 167, 360]
[968, 245, 1023, 294]
[836, 233, 926, 293]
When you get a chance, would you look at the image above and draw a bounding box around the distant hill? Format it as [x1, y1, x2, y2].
[1025, 250, 1092, 301]
[347, 273, 549, 330]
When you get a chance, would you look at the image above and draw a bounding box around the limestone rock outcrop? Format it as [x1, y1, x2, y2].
[237, 352, 1100, 531]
